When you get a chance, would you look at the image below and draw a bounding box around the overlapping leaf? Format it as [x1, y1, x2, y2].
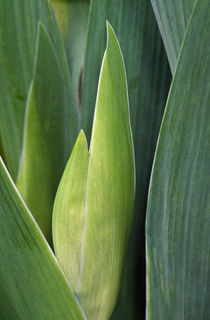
[146, 0, 210, 318]
[53, 23, 135, 320]
[17, 23, 72, 244]
[0, 0, 78, 179]
[80, 1, 171, 318]
[0, 157, 86, 320]
[51, 0, 89, 109]
[151, 0, 195, 73]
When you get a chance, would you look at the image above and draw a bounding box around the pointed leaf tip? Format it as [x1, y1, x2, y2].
[77, 130, 88, 149]
[106, 20, 121, 53]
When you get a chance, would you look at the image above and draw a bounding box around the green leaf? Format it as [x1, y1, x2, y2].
[16, 22, 72, 244]
[0, 157, 86, 320]
[0, 0, 78, 179]
[151, 0, 195, 73]
[146, 0, 210, 318]
[80, 1, 171, 318]
[51, 0, 89, 108]
[53, 22, 135, 320]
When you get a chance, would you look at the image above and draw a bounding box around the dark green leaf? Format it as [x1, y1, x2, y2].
[52, 0, 89, 108]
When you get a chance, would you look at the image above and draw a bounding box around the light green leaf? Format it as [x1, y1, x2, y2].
[17, 22, 72, 244]
[80, 1, 171, 318]
[51, 0, 89, 108]
[53, 22, 135, 320]
[0, 0, 78, 179]
[0, 157, 86, 320]
[151, 0, 195, 73]
[53, 130, 90, 291]
[146, 0, 210, 319]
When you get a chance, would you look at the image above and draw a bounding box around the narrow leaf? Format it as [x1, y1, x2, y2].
[17, 23, 71, 244]
[151, 0, 195, 73]
[0, 0, 78, 179]
[53, 22, 135, 320]
[51, 0, 90, 107]
[146, 0, 210, 318]
[0, 158, 86, 320]
[80, 1, 171, 318]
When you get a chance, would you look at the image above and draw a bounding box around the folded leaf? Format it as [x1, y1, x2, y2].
[0, 0, 78, 179]
[0, 157, 86, 320]
[17, 22, 71, 244]
[80, 1, 171, 318]
[53, 22, 135, 320]
[146, 0, 210, 318]
[151, 0, 195, 73]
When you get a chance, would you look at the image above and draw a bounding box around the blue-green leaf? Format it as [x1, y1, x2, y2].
[151, 0, 195, 73]
[146, 0, 210, 318]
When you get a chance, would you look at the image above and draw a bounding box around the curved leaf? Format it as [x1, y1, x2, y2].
[0, 158, 86, 320]
[151, 0, 195, 73]
[53, 22, 135, 320]
[80, 1, 171, 318]
[17, 23, 71, 244]
[0, 0, 78, 179]
[146, 0, 210, 318]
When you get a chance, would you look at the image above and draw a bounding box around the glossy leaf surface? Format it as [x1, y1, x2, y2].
[146, 1, 210, 318]
[0, 158, 86, 320]
[53, 23, 135, 320]
[17, 23, 71, 244]
[151, 0, 195, 73]
[80, 1, 171, 318]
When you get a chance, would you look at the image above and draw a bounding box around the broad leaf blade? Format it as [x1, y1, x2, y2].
[0, 158, 86, 320]
[151, 0, 195, 73]
[81, 1, 171, 318]
[53, 23, 135, 320]
[0, 0, 78, 179]
[146, 0, 210, 318]
[17, 23, 70, 244]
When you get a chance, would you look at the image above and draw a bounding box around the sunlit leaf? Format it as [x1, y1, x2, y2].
[146, 1, 210, 318]
[53, 22, 135, 320]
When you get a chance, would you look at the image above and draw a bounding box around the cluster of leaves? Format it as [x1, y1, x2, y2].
[0, 0, 209, 319]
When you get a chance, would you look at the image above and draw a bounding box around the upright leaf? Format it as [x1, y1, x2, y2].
[53, 23, 135, 320]
[0, 158, 86, 320]
[51, 0, 90, 108]
[17, 23, 71, 244]
[146, 0, 210, 318]
[0, 0, 78, 179]
[80, 1, 171, 318]
[151, 0, 195, 73]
